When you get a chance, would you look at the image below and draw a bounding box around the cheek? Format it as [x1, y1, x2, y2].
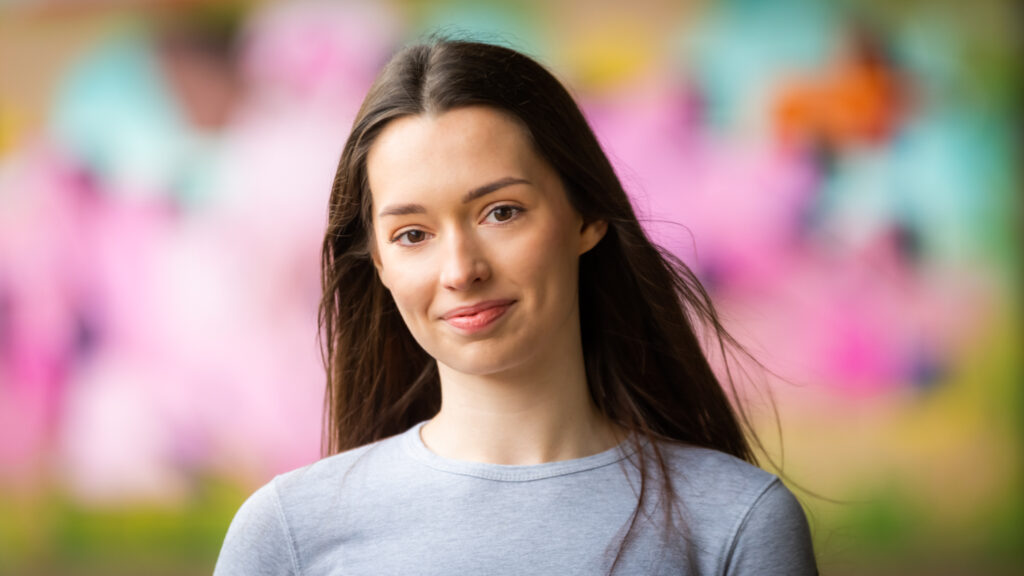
[508, 218, 581, 296]
[379, 254, 434, 315]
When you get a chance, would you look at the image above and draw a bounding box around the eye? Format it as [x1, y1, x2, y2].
[483, 205, 524, 224]
[391, 228, 432, 246]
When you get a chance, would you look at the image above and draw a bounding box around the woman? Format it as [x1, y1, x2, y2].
[215, 39, 817, 575]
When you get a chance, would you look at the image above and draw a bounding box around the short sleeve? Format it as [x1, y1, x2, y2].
[724, 479, 818, 576]
[214, 479, 299, 576]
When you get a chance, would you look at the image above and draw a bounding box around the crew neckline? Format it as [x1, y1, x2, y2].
[400, 420, 641, 482]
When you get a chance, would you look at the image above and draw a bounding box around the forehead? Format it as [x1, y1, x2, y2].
[366, 106, 545, 202]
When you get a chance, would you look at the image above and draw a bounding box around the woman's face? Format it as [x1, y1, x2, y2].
[366, 106, 606, 378]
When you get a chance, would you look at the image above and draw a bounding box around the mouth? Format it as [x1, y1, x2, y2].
[441, 299, 516, 333]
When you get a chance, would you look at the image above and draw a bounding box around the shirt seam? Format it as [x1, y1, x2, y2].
[400, 427, 640, 482]
[719, 476, 781, 576]
[406, 452, 634, 482]
[270, 477, 303, 576]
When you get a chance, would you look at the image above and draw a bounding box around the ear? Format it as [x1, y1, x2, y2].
[579, 219, 608, 255]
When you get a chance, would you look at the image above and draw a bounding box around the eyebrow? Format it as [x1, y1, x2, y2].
[376, 176, 530, 218]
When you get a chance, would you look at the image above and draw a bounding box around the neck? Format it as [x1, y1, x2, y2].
[421, 333, 622, 465]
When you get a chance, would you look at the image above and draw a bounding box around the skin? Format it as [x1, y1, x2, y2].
[367, 106, 622, 465]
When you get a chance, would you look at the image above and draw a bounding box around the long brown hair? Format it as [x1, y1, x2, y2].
[319, 37, 767, 570]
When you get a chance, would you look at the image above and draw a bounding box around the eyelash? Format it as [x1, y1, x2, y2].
[389, 205, 525, 246]
[482, 204, 524, 224]
[391, 229, 431, 246]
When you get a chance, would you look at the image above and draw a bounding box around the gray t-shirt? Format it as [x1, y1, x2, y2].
[214, 421, 817, 575]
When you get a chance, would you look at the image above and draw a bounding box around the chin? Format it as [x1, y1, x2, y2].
[433, 343, 525, 378]
[438, 356, 515, 378]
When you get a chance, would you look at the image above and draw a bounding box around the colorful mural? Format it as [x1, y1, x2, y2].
[0, 0, 1019, 574]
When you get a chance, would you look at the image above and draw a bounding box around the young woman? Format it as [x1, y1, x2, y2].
[215, 39, 818, 575]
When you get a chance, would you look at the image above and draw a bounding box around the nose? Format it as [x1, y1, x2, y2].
[439, 229, 490, 291]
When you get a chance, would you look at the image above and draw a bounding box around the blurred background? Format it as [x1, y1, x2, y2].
[0, 0, 1020, 574]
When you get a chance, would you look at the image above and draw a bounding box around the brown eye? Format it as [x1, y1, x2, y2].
[394, 229, 430, 246]
[485, 205, 523, 224]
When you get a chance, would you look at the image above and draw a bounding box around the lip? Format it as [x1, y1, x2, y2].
[440, 299, 516, 334]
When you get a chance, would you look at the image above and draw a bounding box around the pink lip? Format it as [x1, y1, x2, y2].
[441, 299, 516, 333]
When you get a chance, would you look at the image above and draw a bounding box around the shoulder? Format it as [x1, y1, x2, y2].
[214, 478, 298, 576]
[214, 432, 409, 576]
[655, 441, 778, 503]
[265, 429, 417, 527]
[271, 438, 391, 503]
[652, 442, 818, 575]
[652, 442, 780, 531]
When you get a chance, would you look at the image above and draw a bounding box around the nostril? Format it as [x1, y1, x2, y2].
[440, 236, 490, 290]
[442, 261, 488, 290]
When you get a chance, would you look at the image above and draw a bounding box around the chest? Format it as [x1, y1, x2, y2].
[294, 475, 713, 576]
